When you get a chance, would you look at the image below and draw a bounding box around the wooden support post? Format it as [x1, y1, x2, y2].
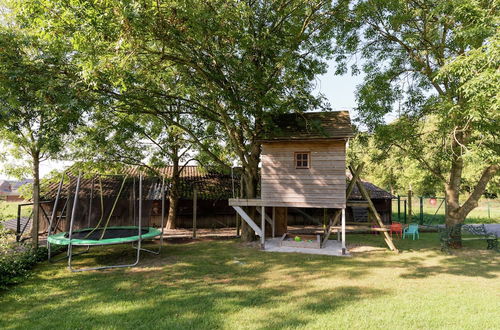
[192, 187, 197, 239]
[233, 206, 263, 237]
[341, 208, 346, 255]
[236, 213, 240, 236]
[350, 165, 398, 252]
[273, 207, 288, 236]
[261, 206, 265, 248]
[322, 163, 364, 247]
[16, 204, 21, 242]
[272, 207, 275, 238]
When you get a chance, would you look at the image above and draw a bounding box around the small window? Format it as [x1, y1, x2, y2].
[295, 152, 310, 169]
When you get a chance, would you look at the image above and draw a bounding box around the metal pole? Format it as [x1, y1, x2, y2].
[160, 177, 165, 248]
[133, 177, 136, 226]
[47, 173, 65, 258]
[419, 196, 424, 225]
[488, 201, 491, 219]
[403, 200, 407, 224]
[408, 189, 413, 223]
[397, 195, 401, 222]
[138, 174, 142, 251]
[67, 172, 82, 270]
[87, 177, 94, 228]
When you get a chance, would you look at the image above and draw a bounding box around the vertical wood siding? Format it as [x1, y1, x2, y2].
[261, 141, 347, 208]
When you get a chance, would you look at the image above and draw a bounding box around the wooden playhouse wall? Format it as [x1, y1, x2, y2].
[261, 140, 347, 208]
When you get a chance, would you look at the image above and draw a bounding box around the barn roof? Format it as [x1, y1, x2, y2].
[346, 172, 395, 200]
[41, 166, 241, 201]
[258, 111, 354, 142]
[41, 165, 393, 201]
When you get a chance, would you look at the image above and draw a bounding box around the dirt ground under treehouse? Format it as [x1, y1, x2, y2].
[1, 232, 499, 330]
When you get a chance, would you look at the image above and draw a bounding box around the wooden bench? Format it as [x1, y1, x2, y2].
[440, 224, 498, 250]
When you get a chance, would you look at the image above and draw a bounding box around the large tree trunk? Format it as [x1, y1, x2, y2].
[31, 152, 40, 249]
[240, 153, 260, 242]
[444, 161, 499, 248]
[166, 158, 180, 230]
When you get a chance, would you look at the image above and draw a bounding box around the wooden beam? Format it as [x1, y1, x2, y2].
[229, 198, 267, 207]
[347, 201, 370, 207]
[330, 225, 390, 231]
[341, 208, 346, 255]
[322, 163, 364, 247]
[349, 165, 398, 252]
[193, 187, 197, 238]
[255, 207, 274, 227]
[261, 206, 265, 247]
[232, 206, 263, 237]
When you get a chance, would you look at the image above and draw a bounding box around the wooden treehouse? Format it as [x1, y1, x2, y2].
[229, 111, 397, 254]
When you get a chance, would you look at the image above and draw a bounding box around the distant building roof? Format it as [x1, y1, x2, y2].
[11, 179, 33, 191]
[258, 111, 354, 142]
[0, 180, 11, 193]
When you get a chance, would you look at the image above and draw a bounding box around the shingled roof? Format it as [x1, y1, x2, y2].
[41, 165, 393, 202]
[346, 171, 395, 200]
[41, 166, 241, 201]
[258, 111, 354, 142]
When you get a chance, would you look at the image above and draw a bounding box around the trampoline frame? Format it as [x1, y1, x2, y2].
[47, 172, 166, 272]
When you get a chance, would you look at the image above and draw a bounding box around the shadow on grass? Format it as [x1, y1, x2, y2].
[0, 241, 389, 329]
[0, 237, 498, 329]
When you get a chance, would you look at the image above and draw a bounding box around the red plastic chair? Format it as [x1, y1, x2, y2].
[390, 222, 403, 238]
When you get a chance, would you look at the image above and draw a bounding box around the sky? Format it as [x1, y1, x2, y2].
[0, 60, 363, 181]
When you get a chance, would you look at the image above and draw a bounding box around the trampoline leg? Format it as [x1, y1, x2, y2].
[67, 242, 142, 272]
[50, 245, 91, 263]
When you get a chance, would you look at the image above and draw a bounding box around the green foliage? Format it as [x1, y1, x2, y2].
[10, 0, 346, 197]
[0, 242, 49, 289]
[337, 0, 499, 222]
[0, 30, 90, 162]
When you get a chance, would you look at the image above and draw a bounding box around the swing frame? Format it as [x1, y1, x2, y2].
[47, 172, 166, 272]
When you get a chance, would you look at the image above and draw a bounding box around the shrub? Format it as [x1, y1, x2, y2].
[0, 245, 50, 290]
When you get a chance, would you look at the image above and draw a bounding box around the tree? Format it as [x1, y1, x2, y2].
[0, 30, 90, 247]
[17, 0, 346, 240]
[72, 107, 194, 229]
[335, 0, 499, 246]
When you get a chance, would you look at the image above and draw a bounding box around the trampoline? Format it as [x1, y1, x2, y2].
[48, 226, 162, 246]
[47, 172, 165, 272]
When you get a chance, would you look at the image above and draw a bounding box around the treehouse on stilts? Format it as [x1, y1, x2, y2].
[229, 111, 398, 255]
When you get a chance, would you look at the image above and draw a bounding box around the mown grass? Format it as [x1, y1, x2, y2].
[392, 198, 500, 225]
[0, 201, 30, 223]
[1, 233, 499, 329]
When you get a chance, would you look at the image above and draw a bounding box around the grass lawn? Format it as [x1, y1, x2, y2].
[392, 198, 500, 225]
[1, 234, 499, 329]
[0, 201, 30, 223]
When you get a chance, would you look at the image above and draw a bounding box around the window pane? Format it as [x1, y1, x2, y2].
[302, 153, 308, 160]
[296, 161, 301, 167]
